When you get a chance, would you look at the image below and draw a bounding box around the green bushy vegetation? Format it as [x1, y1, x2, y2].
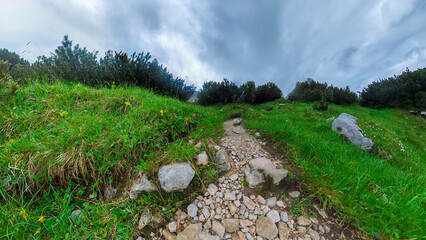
[198, 78, 282, 105]
[2, 36, 195, 101]
[360, 68, 426, 109]
[240, 101, 425, 239]
[288, 78, 358, 105]
[0, 81, 225, 239]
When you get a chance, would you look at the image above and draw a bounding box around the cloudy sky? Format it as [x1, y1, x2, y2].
[1, 0, 426, 94]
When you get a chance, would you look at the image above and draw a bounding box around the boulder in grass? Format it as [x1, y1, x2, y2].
[159, 163, 195, 192]
[332, 113, 374, 151]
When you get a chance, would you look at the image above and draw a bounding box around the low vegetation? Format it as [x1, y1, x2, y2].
[2, 36, 196, 101]
[0, 80, 225, 239]
[288, 78, 358, 105]
[198, 79, 282, 105]
[360, 68, 426, 109]
[240, 100, 425, 239]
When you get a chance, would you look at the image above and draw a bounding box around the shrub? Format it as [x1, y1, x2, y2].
[198, 78, 241, 105]
[313, 97, 328, 111]
[288, 79, 358, 105]
[21, 35, 195, 101]
[254, 82, 282, 104]
[198, 79, 283, 105]
[0, 60, 18, 97]
[360, 68, 426, 109]
[240, 81, 256, 104]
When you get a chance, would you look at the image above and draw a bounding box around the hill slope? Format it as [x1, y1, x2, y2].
[238, 101, 425, 239]
[0, 81, 225, 238]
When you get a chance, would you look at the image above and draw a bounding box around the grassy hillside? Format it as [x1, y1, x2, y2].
[237, 101, 425, 239]
[0, 81, 225, 239]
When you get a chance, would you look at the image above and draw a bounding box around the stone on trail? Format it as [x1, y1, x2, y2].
[297, 215, 311, 226]
[256, 216, 278, 239]
[280, 211, 289, 222]
[159, 163, 195, 192]
[266, 197, 277, 207]
[138, 212, 152, 230]
[222, 219, 240, 232]
[207, 183, 218, 195]
[266, 210, 280, 223]
[130, 175, 156, 199]
[232, 118, 241, 125]
[215, 149, 232, 173]
[212, 221, 226, 237]
[196, 151, 209, 166]
[177, 223, 220, 240]
[331, 113, 374, 151]
[289, 190, 300, 198]
[187, 204, 198, 218]
[278, 222, 290, 240]
[249, 157, 288, 184]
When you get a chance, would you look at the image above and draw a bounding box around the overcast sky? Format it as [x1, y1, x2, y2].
[1, 0, 426, 94]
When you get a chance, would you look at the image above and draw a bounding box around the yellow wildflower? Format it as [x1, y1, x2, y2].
[9, 139, 14, 143]
[50, 117, 55, 120]
[51, 85, 55, 89]
[19, 209, 29, 219]
[60, 111, 68, 117]
[34, 227, 41, 235]
[160, 110, 164, 116]
[38, 216, 45, 222]
[125, 101, 131, 106]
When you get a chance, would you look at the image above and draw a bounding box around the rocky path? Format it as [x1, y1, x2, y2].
[150, 119, 357, 240]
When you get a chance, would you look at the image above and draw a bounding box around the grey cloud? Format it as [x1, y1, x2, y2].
[1, 0, 426, 94]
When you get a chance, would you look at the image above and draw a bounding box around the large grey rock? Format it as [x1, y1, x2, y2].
[256, 216, 278, 239]
[215, 149, 232, 173]
[421, 111, 426, 118]
[159, 163, 195, 192]
[130, 175, 156, 199]
[249, 157, 288, 184]
[332, 113, 374, 151]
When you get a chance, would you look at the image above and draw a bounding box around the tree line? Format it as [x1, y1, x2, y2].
[360, 68, 426, 109]
[1, 35, 195, 101]
[288, 78, 358, 105]
[197, 79, 282, 105]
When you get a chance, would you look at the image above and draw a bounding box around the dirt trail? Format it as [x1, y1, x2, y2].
[148, 120, 359, 240]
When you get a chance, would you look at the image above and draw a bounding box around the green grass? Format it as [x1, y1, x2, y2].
[0, 80, 225, 239]
[238, 101, 425, 239]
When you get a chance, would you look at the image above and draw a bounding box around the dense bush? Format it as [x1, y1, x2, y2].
[0, 36, 195, 101]
[198, 79, 282, 105]
[313, 97, 328, 111]
[288, 79, 358, 105]
[0, 48, 29, 68]
[360, 68, 426, 109]
[0, 60, 18, 98]
[254, 82, 283, 104]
